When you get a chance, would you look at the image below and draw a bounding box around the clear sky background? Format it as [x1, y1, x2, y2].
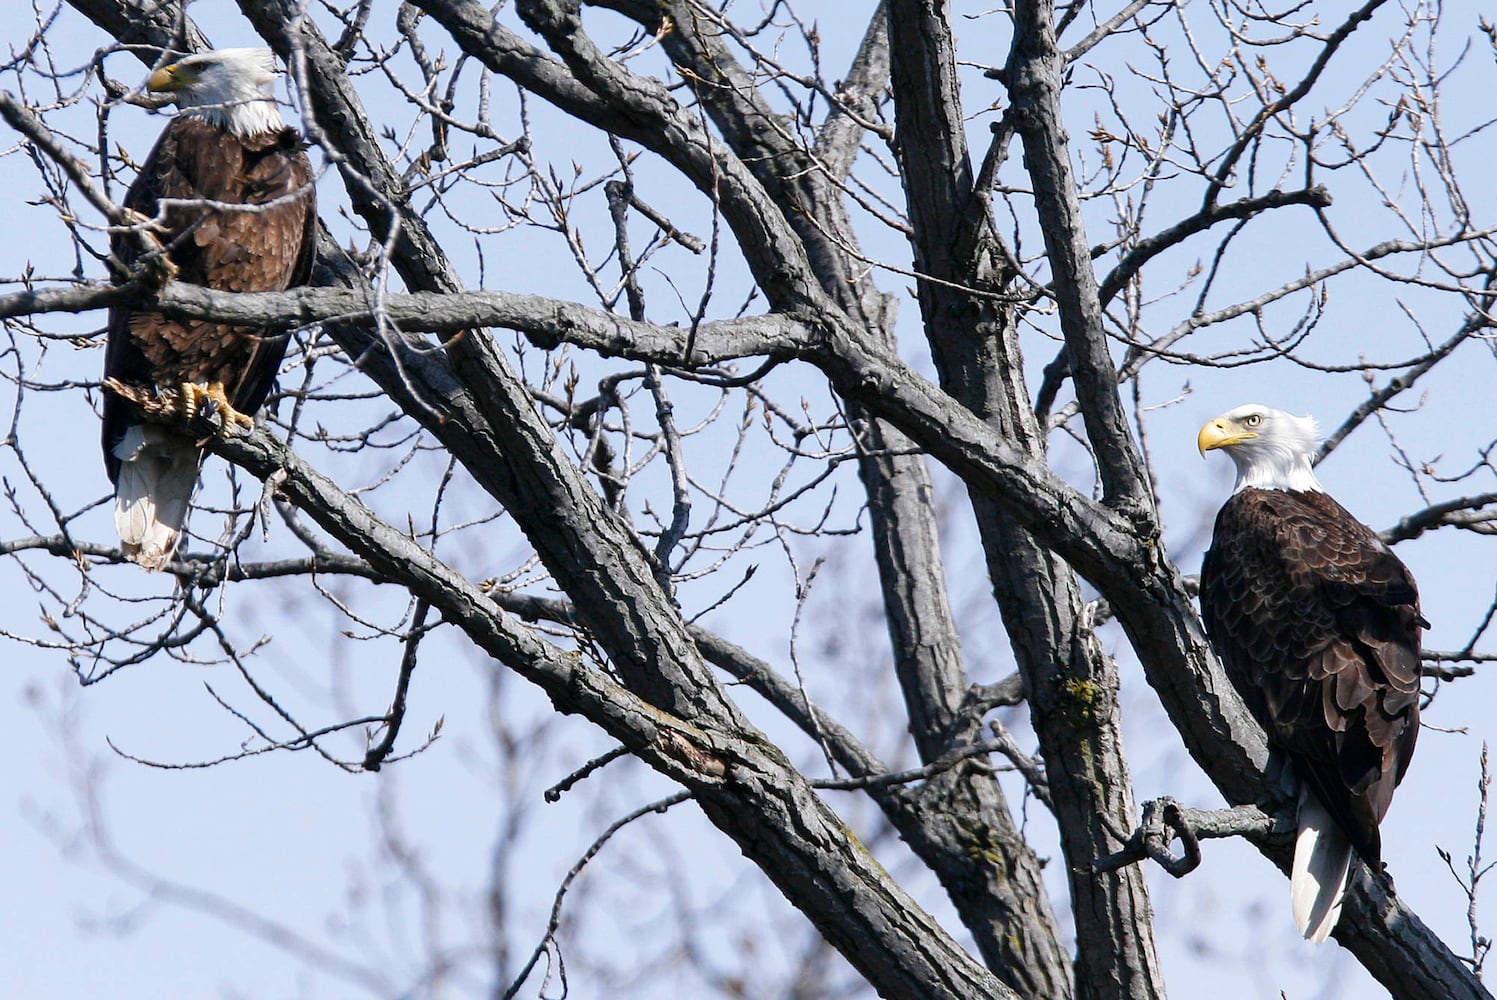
[2, 2, 1495, 998]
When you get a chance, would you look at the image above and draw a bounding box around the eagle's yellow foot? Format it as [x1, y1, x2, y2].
[181, 381, 253, 435]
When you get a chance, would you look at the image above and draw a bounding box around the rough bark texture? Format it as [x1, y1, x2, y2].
[236, 3, 1023, 995]
[887, 3, 1163, 997]
[646, 4, 1073, 993]
[1007, 0, 1154, 518]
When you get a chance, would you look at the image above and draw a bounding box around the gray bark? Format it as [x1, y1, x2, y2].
[887, 3, 1163, 997]
[171, 2, 1021, 994]
[641, 4, 1073, 993]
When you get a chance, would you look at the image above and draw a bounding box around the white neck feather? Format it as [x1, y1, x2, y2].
[184, 97, 285, 138]
[1232, 452, 1324, 494]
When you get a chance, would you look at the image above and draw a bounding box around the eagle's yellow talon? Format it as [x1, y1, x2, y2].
[179, 381, 201, 423]
[179, 381, 253, 435]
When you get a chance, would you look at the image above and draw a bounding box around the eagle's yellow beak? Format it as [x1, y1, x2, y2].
[147, 62, 195, 93]
[1198, 418, 1256, 457]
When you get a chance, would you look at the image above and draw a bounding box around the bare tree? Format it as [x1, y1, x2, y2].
[3, 1, 1497, 998]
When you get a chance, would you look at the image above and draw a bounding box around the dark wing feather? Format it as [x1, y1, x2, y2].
[102, 117, 316, 483]
[1200, 488, 1422, 864]
[214, 128, 317, 418]
[102, 120, 178, 484]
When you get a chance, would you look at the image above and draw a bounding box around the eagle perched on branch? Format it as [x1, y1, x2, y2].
[1198, 404, 1423, 943]
[102, 48, 316, 569]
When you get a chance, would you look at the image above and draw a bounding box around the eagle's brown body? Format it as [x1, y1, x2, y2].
[1201, 487, 1422, 865]
[103, 118, 316, 482]
[102, 49, 316, 569]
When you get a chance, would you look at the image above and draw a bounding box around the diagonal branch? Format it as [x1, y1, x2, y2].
[1007, 0, 1153, 517]
[208, 422, 1020, 1000]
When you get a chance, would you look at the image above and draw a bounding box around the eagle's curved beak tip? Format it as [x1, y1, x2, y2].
[1198, 419, 1238, 457]
[147, 66, 177, 93]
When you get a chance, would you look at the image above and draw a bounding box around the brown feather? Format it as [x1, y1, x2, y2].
[1201, 488, 1422, 865]
[102, 116, 316, 484]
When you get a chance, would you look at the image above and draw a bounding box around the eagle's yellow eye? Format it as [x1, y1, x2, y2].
[1244, 413, 1263, 427]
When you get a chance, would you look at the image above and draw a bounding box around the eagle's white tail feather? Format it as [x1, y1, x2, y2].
[113, 424, 198, 571]
[1292, 787, 1353, 943]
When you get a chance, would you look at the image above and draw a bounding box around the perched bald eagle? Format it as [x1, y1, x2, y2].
[103, 48, 316, 569]
[1198, 404, 1422, 943]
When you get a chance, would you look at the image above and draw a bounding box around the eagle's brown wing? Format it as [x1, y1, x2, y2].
[1200, 487, 1422, 863]
[102, 117, 315, 483]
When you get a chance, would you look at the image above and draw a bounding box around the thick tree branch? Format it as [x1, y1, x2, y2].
[1382, 493, 1497, 545]
[207, 422, 1019, 1000]
[638, 4, 1071, 986]
[1007, 0, 1153, 517]
[889, 3, 1160, 995]
[0, 281, 814, 363]
[1097, 186, 1334, 308]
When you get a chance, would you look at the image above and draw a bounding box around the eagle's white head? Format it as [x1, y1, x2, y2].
[1198, 403, 1324, 493]
[148, 48, 286, 137]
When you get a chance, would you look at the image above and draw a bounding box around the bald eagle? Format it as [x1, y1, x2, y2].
[1198, 404, 1422, 942]
[102, 48, 316, 569]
